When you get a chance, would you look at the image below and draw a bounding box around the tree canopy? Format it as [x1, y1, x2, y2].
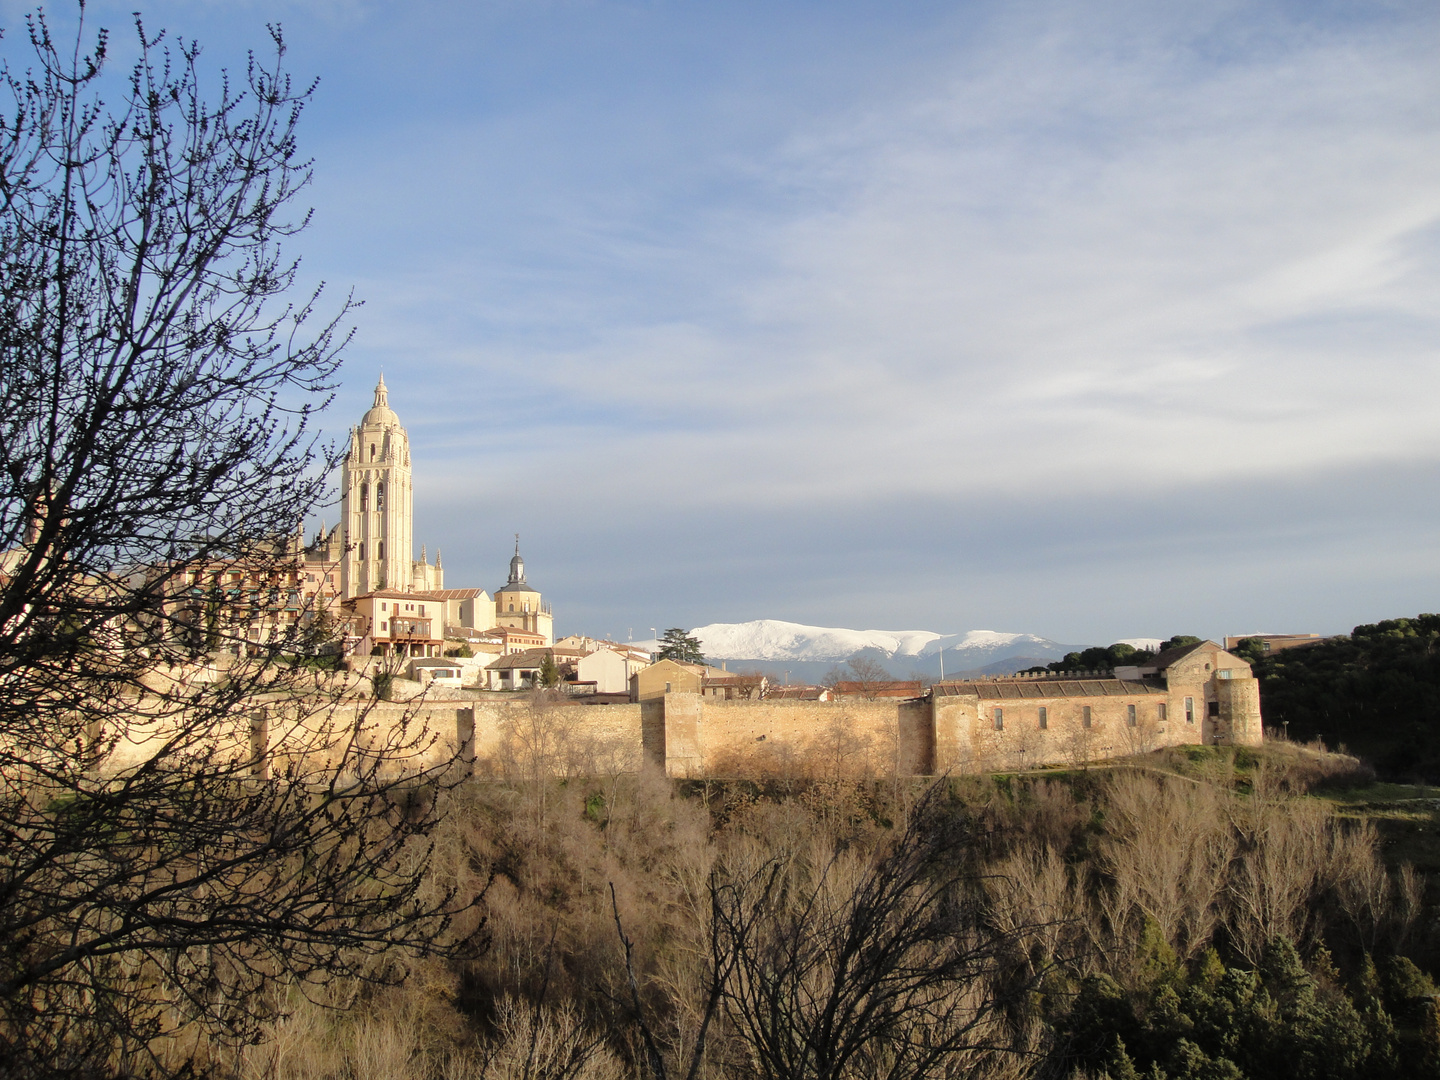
[656, 627, 706, 664]
[1254, 615, 1440, 780]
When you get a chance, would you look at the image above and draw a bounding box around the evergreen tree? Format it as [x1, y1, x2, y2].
[656, 627, 705, 664]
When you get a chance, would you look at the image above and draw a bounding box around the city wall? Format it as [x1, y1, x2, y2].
[96, 674, 1264, 780]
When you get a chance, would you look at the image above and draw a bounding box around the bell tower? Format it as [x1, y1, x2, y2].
[340, 375, 413, 598]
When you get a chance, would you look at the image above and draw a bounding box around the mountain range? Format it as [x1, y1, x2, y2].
[685, 620, 1164, 683]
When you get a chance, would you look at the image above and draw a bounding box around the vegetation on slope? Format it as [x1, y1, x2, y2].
[122, 740, 1440, 1080]
[1253, 615, 1440, 781]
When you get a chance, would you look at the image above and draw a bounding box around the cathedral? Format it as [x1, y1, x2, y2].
[303, 376, 552, 651]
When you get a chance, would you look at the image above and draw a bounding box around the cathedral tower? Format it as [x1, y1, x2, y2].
[340, 376, 414, 598]
[494, 536, 553, 645]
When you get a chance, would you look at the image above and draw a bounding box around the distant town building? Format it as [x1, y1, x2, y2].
[493, 540, 553, 646]
[1223, 633, 1326, 655]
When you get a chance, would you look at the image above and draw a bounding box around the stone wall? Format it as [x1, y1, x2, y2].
[88, 666, 1262, 782]
[671, 695, 909, 778]
[934, 691, 1191, 774]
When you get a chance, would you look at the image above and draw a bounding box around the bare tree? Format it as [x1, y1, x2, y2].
[709, 788, 1036, 1080]
[612, 785, 1048, 1080]
[0, 14, 471, 1076]
[823, 654, 893, 701]
[1224, 771, 1331, 965]
[1096, 774, 1234, 961]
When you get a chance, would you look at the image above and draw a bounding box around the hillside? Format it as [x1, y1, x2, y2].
[1256, 614, 1440, 781]
[197, 744, 1440, 1080]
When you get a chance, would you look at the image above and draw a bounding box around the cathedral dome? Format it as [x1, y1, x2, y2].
[362, 374, 399, 427]
[498, 537, 539, 594]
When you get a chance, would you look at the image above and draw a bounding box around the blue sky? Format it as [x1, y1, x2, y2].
[12, 0, 1440, 644]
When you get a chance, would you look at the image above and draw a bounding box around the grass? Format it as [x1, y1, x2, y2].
[1313, 781, 1440, 872]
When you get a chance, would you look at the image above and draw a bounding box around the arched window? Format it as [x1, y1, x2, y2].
[376, 482, 385, 511]
[358, 542, 365, 560]
[508, 603, 514, 612]
[378, 541, 385, 560]
[359, 483, 368, 512]
[369, 443, 376, 461]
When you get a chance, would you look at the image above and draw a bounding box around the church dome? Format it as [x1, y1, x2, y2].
[498, 537, 539, 594]
[362, 374, 399, 427]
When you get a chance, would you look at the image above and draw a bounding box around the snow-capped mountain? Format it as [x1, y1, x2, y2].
[690, 620, 1067, 664]
[1115, 638, 1165, 652]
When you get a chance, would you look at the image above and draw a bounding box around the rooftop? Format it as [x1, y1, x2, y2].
[932, 678, 1167, 699]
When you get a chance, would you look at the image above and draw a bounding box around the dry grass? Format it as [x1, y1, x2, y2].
[118, 744, 1436, 1080]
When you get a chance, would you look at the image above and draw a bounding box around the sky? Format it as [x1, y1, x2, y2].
[9, 0, 1440, 646]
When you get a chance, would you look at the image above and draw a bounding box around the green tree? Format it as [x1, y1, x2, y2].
[656, 627, 705, 664]
[538, 651, 562, 688]
[1160, 635, 1204, 653]
[1047, 642, 1154, 673]
[1231, 637, 1267, 665]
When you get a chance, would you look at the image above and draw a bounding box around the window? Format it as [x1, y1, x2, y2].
[359, 483, 368, 511]
[1185, 697, 1194, 724]
[375, 482, 385, 511]
[1208, 700, 1220, 717]
[665, 681, 672, 693]
[993, 707, 1004, 731]
[358, 542, 365, 560]
[369, 443, 376, 461]
[1158, 702, 1168, 722]
[418, 605, 425, 616]
[377, 542, 384, 560]
[509, 603, 514, 612]
[380, 621, 387, 631]
[381, 602, 387, 611]
[1127, 704, 1137, 727]
[1082, 706, 1092, 728]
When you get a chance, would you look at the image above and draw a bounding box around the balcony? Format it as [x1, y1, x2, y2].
[384, 618, 434, 642]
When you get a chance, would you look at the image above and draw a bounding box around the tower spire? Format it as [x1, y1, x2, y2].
[373, 372, 388, 409]
[507, 535, 526, 586]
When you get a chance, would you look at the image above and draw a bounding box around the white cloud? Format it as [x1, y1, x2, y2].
[320, 2, 1440, 518]
[280, 1, 1440, 632]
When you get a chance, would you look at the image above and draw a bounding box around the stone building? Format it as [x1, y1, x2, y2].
[298, 377, 558, 653]
[493, 539, 554, 646]
[334, 375, 442, 598]
[635, 639, 1263, 777]
[343, 590, 444, 658]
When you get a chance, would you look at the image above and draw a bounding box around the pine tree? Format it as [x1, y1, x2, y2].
[656, 627, 705, 664]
